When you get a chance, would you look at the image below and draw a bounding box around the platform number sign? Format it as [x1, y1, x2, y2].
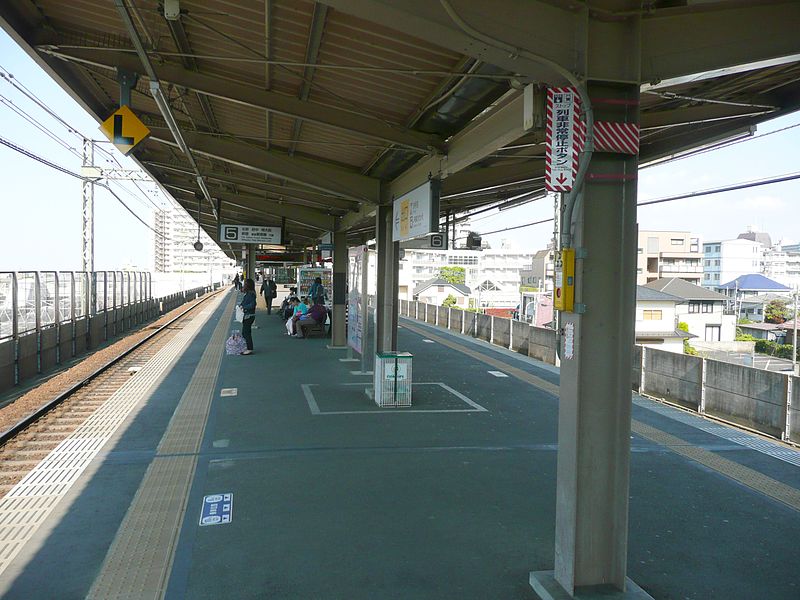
[99, 105, 151, 155]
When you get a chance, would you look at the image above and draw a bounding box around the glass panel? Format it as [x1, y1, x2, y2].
[40, 272, 57, 326]
[95, 272, 106, 313]
[74, 273, 87, 318]
[115, 272, 123, 308]
[16, 272, 37, 333]
[58, 272, 72, 321]
[0, 273, 13, 338]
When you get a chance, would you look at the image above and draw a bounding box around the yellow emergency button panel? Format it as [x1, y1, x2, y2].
[554, 247, 575, 312]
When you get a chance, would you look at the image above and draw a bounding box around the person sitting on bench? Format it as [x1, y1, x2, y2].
[285, 297, 307, 336]
[295, 298, 327, 338]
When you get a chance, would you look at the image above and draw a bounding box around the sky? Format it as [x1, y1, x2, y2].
[0, 28, 799, 272]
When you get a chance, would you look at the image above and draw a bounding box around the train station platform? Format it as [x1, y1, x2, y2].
[0, 288, 798, 599]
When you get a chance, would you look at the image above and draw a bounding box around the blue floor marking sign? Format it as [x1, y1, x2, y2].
[199, 493, 234, 526]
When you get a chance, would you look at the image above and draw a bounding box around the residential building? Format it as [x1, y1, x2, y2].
[702, 238, 763, 289]
[643, 277, 735, 342]
[637, 230, 702, 285]
[413, 278, 471, 307]
[716, 274, 791, 322]
[154, 203, 232, 275]
[398, 247, 534, 308]
[528, 247, 555, 292]
[635, 286, 692, 353]
[761, 246, 800, 289]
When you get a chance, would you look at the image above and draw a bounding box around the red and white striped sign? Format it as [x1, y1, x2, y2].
[593, 121, 639, 155]
[545, 87, 585, 192]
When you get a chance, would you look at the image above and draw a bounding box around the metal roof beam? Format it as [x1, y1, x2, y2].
[150, 131, 380, 203]
[319, 0, 800, 85]
[169, 185, 335, 231]
[41, 46, 444, 153]
[157, 172, 349, 215]
[288, 3, 328, 156]
[143, 160, 358, 210]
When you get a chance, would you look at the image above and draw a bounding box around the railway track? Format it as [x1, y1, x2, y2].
[0, 290, 222, 496]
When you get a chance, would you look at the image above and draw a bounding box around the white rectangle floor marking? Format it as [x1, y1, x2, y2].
[488, 371, 509, 377]
[0, 295, 224, 580]
[220, 388, 238, 397]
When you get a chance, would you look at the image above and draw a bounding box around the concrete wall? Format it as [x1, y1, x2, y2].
[642, 348, 702, 411]
[511, 320, 530, 354]
[437, 306, 448, 328]
[529, 326, 556, 365]
[400, 300, 409, 317]
[463, 312, 476, 337]
[425, 303, 436, 325]
[399, 303, 798, 444]
[790, 376, 800, 444]
[492, 317, 510, 348]
[40, 327, 58, 372]
[632, 345, 642, 392]
[475, 313, 492, 342]
[692, 341, 755, 353]
[0, 340, 14, 391]
[449, 309, 463, 334]
[705, 360, 787, 438]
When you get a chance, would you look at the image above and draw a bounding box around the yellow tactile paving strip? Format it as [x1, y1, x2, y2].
[401, 321, 800, 513]
[87, 292, 235, 600]
[0, 295, 224, 585]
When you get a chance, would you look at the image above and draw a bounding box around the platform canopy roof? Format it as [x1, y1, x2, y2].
[2, 0, 799, 257]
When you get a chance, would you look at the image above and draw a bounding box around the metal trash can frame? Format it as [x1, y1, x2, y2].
[373, 351, 413, 407]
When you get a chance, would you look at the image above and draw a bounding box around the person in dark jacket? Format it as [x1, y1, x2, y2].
[308, 276, 326, 305]
[232, 273, 240, 291]
[260, 277, 278, 314]
[239, 278, 256, 355]
[295, 299, 328, 338]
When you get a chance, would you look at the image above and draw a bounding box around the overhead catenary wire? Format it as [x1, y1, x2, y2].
[477, 170, 800, 236]
[0, 135, 166, 239]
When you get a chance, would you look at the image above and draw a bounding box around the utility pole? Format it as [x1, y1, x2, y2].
[82, 138, 96, 315]
[793, 288, 798, 375]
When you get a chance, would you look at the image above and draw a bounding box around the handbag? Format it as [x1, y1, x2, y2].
[225, 331, 247, 355]
[234, 305, 244, 323]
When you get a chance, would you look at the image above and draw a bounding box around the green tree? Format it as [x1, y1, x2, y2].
[438, 266, 465, 285]
[764, 299, 790, 324]
[442, 294, 458, 308]
[678, 322, 697, 355]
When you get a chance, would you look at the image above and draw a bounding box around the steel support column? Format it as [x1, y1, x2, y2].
[533, 82, 649, 600]
[332, 231, 348, 347]
[374, 204, 398, 353]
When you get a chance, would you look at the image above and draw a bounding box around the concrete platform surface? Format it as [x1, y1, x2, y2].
[0, 290, 798, 599]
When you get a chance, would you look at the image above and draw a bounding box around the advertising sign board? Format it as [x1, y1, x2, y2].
[392, 180, 440, 242]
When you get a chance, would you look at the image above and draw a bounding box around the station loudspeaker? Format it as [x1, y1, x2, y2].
[466, 232, 482, 249]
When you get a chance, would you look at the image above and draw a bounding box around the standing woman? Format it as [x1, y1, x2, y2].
[239, 278, 256, 355]
[309, 276, 326, 306]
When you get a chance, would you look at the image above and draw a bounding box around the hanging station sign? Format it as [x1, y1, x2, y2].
[220, 224, 282, 244]
[544, 87, 585, 192]
[99, 105, 151, 155]
[392, 180, 441, 242]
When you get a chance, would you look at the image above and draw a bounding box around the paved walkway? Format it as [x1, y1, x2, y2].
[0, 289, 799, 599]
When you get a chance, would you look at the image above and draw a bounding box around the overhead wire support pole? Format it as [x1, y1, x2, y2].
[82, 138, 96, 316]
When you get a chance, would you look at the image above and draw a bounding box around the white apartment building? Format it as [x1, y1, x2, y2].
[702, 238, 763, 289]
[762, 247, 800, 289]
[637, 231, 702, 285]
[153, 203, 233, 275]
[644, 278, 735, 342]
[398, 247, 534, 307]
